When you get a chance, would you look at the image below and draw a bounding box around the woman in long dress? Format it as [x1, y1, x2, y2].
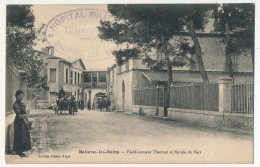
[13, 90, 31, 157]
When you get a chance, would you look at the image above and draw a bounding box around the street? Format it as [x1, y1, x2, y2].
[6, 109, 253, 164]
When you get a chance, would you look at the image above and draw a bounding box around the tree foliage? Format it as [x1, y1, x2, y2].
[6, 5, 46, 88]
[98, 4, 216, 83]
[98, 4, 215, 115]
[213, 3, 255, 75]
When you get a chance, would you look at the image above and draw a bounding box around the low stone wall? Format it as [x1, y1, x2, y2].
[132, 105, 164, 116]
[222, 112, 253, 130]
[5, 113, 16, 153]
[36, 100, 49, 109]
[167, 108, 253, 130]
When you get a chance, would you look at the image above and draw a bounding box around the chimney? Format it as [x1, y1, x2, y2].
[43, 46, 54, 57]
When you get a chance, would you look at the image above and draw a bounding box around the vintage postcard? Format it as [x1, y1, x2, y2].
[2, 2, 257, 165]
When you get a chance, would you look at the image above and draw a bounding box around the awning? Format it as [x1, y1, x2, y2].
[142, 71, 203, 83]
[142, 71, 253, 83]
[142, 71, 168, 82]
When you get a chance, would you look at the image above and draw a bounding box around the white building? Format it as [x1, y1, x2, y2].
[44, 47, 87, 105]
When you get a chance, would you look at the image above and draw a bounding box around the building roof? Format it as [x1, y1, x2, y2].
[47, 56, 62, 59]
[142, 71, 205, 83]
[72, 58, 86, 70]
[142, 71, 253, 83]
[84, 69, 107, 72]
[107, 64, 117, 72]
[142, 71, 168, 82]
[48, 56, 86, 70]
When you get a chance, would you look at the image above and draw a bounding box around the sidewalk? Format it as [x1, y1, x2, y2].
[123, 110, 253, 136]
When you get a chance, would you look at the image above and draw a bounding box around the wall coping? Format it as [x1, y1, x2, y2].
[218, 76, 234, 84]
[133, 105, 163, 109]
[224, 112, 254, 118]
[133, 106, 253, 118]
[168, 108, 224, 116]
[168, 108, 253, 118]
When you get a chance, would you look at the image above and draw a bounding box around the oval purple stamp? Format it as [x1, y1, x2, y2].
[45, 8, 116, 61]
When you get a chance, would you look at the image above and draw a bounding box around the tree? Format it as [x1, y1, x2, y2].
[213, 4, 255, 77]
[98, 5, 198, 116]
[6, 5, 46, 88]
[98, 5, 216, 115]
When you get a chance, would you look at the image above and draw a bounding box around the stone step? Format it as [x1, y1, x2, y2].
[115, 110, 124, 112]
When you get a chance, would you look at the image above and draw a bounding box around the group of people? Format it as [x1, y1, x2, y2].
[91, 98, 111, 111]
[56, 95, 78, 114]
[77, 99, 85, 110]
[56, 88, 85, 114]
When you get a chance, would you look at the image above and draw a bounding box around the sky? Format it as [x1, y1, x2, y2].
[32, 4, 117, 70]
[31, 4, 217, 71]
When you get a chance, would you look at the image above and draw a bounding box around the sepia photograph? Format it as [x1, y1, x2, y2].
[2, 2, 257, 165]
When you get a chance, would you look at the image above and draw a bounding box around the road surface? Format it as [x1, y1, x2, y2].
[6, 109, 253, 164]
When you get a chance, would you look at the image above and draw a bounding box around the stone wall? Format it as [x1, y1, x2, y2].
[167, 108, 253, 130]
[132, 105, 164, 116]
[115, 71, 132, 112]
[5, 59, 27, 153]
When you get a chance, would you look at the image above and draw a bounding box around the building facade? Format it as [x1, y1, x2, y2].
[45, 47, 86, 105]
[107, 34, 254, 113]
[82, 70, 107, 107]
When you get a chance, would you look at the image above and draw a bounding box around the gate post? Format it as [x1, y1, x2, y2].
[218, 76, 233, 113]
[156, 84, 159, 116]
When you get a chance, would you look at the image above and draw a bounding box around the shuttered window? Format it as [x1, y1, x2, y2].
[50, 68, 56, 82]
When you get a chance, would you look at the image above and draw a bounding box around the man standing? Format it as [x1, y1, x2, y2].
[58, 87, 65, 98]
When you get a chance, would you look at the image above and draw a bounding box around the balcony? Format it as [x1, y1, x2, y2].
[82, 82, 107, 89]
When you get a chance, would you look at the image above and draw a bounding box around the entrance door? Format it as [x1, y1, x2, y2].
[122, 81, 125, 111]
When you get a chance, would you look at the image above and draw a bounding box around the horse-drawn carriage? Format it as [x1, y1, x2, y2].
[54, 95, 78, 115]
[93, 92, 110, 111]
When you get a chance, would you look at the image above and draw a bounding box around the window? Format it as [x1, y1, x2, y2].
[65, 69, 68, 83]
[99, 72, 106, 82]
[48, 48, 53, 56]
[71, 70, 73, 84]
[107, 73, 110, 85]
[126, 62, 129, 71]
[84, 73, 91, 82]
[112, 70, 114, 84]
[92, 73, 97, 82]
[74, 72, 77, 85]
[118, 66, 122, 73]
[50, 68, 56, 82]
[78, 73, 80, 85]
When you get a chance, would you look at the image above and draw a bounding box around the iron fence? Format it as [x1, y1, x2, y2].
[231, 83, 253, 114]
[133, 86, 164, 107]
[170, 83, 219, 111]
[133, 82, 253, 114]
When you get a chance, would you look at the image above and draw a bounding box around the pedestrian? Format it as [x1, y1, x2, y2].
[87, 100, 91, 110]
[13, 90, 31, 157]
[92, 102, 95, 111]
[80, 99, 84, 110]
[107, 99, 111, 112]
[100, 100, 103, 111]
[77, 99, 80, 108]
[70, 95, 77, 114]
[103, 100, 107, 111]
